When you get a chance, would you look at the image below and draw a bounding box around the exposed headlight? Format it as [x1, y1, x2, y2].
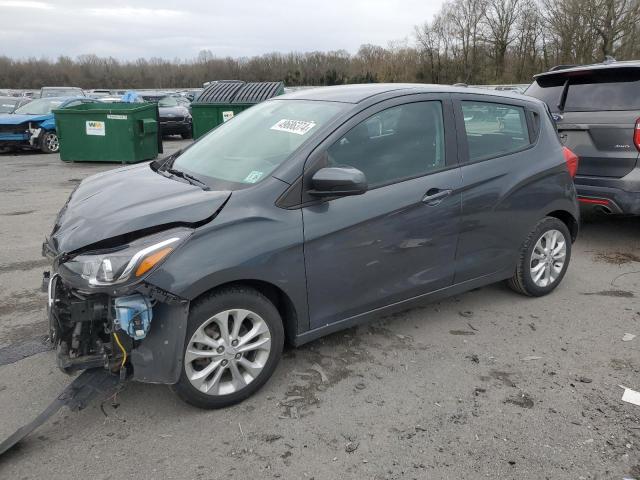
[62, 228, 192, 287]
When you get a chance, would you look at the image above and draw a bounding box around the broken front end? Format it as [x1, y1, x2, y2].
[42, 228, 191, 384]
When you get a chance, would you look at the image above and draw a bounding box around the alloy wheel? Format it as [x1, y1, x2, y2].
[44, 132, 59, 152]
[184, 309, 272, 396]
[529, 229, 567, 287]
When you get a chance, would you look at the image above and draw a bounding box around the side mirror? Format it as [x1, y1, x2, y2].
[309, 167, 367, 198]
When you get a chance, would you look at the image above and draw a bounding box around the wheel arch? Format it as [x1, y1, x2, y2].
[190, 279, 299, 345]
[545, 209, 579, 242]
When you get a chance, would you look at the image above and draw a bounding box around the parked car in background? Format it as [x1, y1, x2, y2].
[172, 95, 191, 108]
[43, 84, 579, 408]
[41, 86, 85, 98]
[0, 95, 31, 114]
[0, 96, 98, 153]
[526, 59, 640, 215]
[157, 95, 192, 138]
[86, 89, 112, 99]
[178, 89, 202, 102]
[494, 85, 528, 93]
[98, 96, 124, 103]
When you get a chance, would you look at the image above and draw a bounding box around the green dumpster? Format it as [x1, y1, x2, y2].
[54, 102, 159, 163]
[191, 81, 285, 139]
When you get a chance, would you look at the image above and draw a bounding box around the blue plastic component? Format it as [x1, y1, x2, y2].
[114, 294, 153, 340]
[121, 91, 141, 103]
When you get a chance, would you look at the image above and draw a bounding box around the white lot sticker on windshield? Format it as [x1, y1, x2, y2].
[244, 171, 264, 183]
[270, 119, 316, 136]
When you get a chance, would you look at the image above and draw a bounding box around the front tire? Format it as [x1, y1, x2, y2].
[173, 286, 284, 409]
[40, 131, 59, 153]
[507, 217, 571, 297]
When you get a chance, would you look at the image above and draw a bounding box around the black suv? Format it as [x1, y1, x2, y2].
[526, 60, 640, 214]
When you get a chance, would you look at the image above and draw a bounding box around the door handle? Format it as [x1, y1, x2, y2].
[422, 188, 452, 206]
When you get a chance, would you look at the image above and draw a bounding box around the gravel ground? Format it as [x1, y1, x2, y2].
[0, 143, 639, 480]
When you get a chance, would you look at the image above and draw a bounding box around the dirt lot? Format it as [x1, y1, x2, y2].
[0, 143, 639, 479]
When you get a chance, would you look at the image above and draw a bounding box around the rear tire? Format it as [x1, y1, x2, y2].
[507, 217, 571, 297]
[172, 286, 284, 409]
[181, 129, 193, 140]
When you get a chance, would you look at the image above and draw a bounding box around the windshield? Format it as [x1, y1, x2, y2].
[172, 100, 346, 185]
[158, 96, 178, 107]
[0, 99, 18, 113]
[14, 98, 63, 115]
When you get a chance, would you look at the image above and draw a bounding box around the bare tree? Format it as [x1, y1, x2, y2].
[513, 0, 543, 79]
[586, 0, 640, 57]
[484, 0, 522, 80]
[1, 0, 640, 90]
[446, 0, 488, 82]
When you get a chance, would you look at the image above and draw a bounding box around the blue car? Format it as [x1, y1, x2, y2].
[0, 96, 98, 154]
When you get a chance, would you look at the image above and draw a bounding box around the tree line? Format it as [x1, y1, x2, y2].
[1, 0, 638, 89]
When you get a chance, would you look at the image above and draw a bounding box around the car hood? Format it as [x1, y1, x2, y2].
[0, 113, 51, 125]
[159, 106, 188, 117]
[50, 163, 231, 253]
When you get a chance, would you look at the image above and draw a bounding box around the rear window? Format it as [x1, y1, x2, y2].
[461, 101, 530, 162]
[526, 68, 640, 112]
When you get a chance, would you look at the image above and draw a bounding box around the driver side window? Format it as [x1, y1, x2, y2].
[327, 101, 445, 188]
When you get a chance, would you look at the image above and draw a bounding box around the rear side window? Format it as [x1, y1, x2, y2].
[527, 69, 640, 112]
[461, 101, 530, 162]
[327, 101, 445, 187]
[525, 83, 564, 111]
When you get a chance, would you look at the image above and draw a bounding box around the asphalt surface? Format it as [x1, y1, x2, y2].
[0, 143, 639, 479]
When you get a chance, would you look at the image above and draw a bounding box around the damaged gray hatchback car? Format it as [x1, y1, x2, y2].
[43, 84, 580, 408]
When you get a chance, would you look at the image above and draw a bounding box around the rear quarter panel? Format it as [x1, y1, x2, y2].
[453, 94, 578, 283]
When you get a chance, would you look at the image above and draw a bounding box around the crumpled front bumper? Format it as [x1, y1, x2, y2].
[128, 298, 189, 384]
[0, 122, 43, 147]
[0, 132, 30, 148]
[45, 270, 189, 385]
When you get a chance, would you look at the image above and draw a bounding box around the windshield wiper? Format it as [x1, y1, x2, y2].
[164, 167, 210, 191]
[557, 78, 570, 113]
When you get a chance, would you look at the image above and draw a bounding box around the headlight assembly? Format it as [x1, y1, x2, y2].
[61, 227, 192, 288]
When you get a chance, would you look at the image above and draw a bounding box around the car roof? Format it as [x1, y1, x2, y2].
[534, 60, 640, 79]
[41, 86, 83, 90]
[278, 83, 534, 104]
[32, 96, 88, 102]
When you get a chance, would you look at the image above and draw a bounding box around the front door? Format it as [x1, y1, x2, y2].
[302, 96, 463, 329]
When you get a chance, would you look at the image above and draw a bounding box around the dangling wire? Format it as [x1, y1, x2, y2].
[112, 332, 127, 369]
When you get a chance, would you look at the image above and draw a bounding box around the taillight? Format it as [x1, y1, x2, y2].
[562, 146, 579, 178]
[634, 118, 640, 151]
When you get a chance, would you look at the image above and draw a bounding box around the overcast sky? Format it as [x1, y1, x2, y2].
[0, 0, 444, 61]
